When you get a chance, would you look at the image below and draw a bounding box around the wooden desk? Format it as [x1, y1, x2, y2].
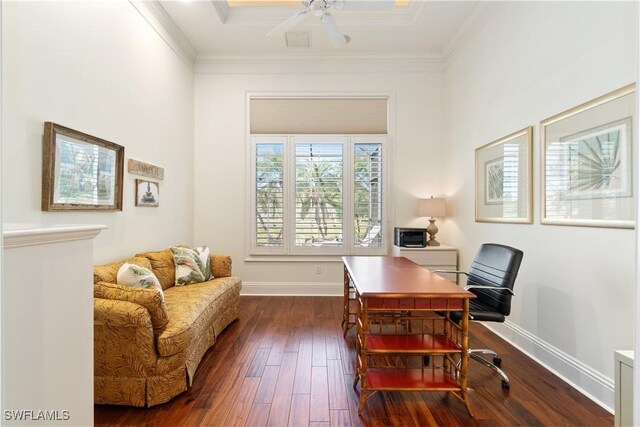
[342, 256, 475, 416]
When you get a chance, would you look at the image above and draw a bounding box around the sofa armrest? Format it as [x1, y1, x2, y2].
[94, 298, 158, 377]
[211, 254, 232, 278]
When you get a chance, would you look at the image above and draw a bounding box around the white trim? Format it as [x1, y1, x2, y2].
[244, 255, 344, 263]
[211, 0, 229, 24]
[129, 0, 197, 67]
[241, 281, 342, 296]
[441, 1, 493, 63]
[3, 224, 108, 249]
[195, 53, 444, 74]
[485, 320, 614, 413]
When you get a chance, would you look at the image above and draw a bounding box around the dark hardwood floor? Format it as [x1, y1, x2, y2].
[95, 296, 613, 426]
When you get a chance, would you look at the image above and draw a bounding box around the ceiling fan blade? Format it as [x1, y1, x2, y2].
[335, 0, 394, 11]
[321, 12, 350, 48]
[267, 10, 309, 37]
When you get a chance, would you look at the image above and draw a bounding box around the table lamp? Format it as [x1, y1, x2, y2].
[419, 196, 446, 246]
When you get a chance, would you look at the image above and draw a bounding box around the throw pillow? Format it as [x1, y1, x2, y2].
[196, 245, 213, 280]
[171, 245, 213, 286]
[117, 262, 164, 301]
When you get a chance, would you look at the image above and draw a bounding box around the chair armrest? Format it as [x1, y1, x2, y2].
[432, 270, 469, 277]
[464, 285, 514, 295]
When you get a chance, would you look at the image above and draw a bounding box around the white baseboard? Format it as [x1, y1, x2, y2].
[241, 281, 343, 296]
[486, 320, 614, 413]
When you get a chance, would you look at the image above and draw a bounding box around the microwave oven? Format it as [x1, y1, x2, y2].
[394, 227, 427, 248]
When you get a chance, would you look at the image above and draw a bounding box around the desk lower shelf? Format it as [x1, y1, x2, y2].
[365, 334, 461, 354]
[365, 368, 460, 391]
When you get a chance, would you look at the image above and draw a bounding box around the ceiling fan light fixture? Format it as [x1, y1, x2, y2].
[310, 0, 327, 16]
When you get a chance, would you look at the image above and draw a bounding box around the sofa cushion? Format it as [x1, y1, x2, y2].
[171, 246, 212, 286]
[93, 256, 152, 285]
[95, 282, 169, 330]
[117, 263, 164, 301]
[136, 249, 175, 291]
[157, 277, 241, 357]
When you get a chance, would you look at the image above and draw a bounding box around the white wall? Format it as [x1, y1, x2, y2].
[194, 63, 445, 284]
[2, 1, 195, 263]
[444, 1, 638, 409]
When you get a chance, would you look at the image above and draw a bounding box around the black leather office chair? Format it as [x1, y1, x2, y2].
[437, 243, 523, 389]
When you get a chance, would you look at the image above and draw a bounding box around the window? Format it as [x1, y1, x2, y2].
[251, 135, 387, 255]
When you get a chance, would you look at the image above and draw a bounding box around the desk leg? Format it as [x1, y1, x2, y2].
[460, 298, 474, 417]
[357, 295, 369, 415]
[342, 266, 350, 337]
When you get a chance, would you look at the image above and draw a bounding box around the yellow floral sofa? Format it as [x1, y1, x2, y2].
[93, 248, 242, 407]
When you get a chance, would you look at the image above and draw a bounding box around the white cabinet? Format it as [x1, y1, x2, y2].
[391, 244, 458, 282]
[614, 350, 634, 427]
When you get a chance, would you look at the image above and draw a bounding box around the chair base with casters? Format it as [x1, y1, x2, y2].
[434, 243, 524, 391]
[469, 349, 510, 389]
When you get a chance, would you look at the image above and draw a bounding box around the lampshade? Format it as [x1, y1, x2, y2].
[419, 197, 446, 218]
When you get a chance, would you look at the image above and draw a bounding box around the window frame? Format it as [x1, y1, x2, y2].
[250, 134, 389, 256]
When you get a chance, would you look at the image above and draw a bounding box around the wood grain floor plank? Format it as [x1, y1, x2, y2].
[327, 359, 348, 410]
[293, 343, 313, 395]
[312, 334, 327, 367]
[247, 347, 271, 378]
[288, 394, 311, 427]
[329, 410, 351, 427]
[267, 352, 298, 426]
[310, 366, 330, 422]
[194, 341, 261, 426]
[222, 377, 261, 427]
[245, 403, 271, 427]
[254, 365, 281, 404]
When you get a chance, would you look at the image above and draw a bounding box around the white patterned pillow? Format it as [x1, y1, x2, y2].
[171, 245, 213, 286]
[116, 263, 164, 300]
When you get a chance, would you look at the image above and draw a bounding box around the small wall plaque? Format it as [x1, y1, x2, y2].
[128, 159, 164, 180]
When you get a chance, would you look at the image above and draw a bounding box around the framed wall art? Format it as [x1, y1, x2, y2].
[135, 179, 159, 207]
[42, 122, 124, 211]
[475, 126, 533, 223]
[541, 84, 636, 228]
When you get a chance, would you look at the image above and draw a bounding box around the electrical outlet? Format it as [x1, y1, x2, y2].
[315, 265, 321, 274]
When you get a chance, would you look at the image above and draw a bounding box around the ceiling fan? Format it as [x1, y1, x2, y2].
[267, 0, 394, 48]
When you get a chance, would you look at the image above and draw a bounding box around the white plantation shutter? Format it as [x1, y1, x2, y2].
[255, 142, 285, 248]
[294, 143, 344, 248]
[250, 98, 388, 134]
[354, 143, 383, 248]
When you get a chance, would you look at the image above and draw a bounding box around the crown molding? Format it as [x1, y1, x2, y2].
[211, 0, 230, 24]
[129, 0, 197, 67]
[441, 1, 493, 64]
[195, 52, 444, 74]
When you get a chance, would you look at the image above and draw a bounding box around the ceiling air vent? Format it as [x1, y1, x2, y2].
[285, 31, 311, 48]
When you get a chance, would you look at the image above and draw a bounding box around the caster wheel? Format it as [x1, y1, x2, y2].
[493, 356, 502, 367]
[501, 380, 510, 390]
